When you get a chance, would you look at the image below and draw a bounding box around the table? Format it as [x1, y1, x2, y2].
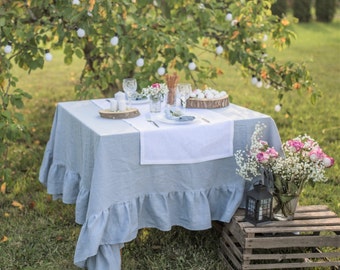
[39, 100, 282, 269]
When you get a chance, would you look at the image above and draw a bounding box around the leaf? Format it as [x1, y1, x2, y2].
[12, 200, 24, 210]
[0, 182, 6, 194]
[0, 236, 8, 243]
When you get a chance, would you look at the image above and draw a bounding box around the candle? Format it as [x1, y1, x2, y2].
[110, 99, 118, 111]
[115, 91, 126, 101]
[118, 100, 126, 111]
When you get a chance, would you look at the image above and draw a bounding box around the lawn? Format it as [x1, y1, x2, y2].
[0, 17, 339, 270]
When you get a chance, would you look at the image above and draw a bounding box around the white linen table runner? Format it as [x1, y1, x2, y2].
[92, 99, 234, 165]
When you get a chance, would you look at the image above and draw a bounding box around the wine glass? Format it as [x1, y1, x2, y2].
[177, 83, 192, 109]
[122, 78, 137, 107]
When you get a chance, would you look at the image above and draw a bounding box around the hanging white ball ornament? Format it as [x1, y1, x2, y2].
[72, 0, 80, 5]
[274, 104, 282, 112]
[263, 34, 268, 42]
[225, 12, 233, 21]
[77, 28, 86, 38]
[136, 57, 144, 67]
[215, 45, 224, 55]
[157, 66, 166, 76]
[45, 51, 53, 62]
[188, 61, 196, 71]
[4, 44, 12, 54]
[110, 36, 119, 46]
[256, 79, 263, 88]
[251, 75, 258, 85]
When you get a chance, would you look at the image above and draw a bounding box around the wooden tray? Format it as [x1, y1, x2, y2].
[99, 108, 140, 119]
[186, 95, 229, 109]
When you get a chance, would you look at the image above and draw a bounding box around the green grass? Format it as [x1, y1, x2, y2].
[1, 18, 340, 269]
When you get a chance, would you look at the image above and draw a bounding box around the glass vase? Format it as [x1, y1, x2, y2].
[272, 193, 299, 221]
[149, 95, 162, 113]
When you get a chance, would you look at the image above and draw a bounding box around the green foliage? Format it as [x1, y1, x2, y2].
[0, 16, 339, 270]
[315, 0, 337, 22]
[293, 0, 312, 22]
[271, 0, 288, 18]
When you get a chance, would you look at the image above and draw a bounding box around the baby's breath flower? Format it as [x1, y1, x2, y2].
[235, 123, 335, 194]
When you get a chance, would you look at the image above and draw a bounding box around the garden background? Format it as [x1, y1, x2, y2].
[1, 4, 339, 270]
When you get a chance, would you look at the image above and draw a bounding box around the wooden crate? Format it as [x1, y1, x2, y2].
[219, 205, 340, 269]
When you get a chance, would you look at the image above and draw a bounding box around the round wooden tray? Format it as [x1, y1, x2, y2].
[99, 108, 140, 119]
[186, 95, 229, 109]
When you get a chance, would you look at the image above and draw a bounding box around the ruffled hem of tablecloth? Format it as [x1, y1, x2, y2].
[39, 147, 89, 224]
[73, 183, 244, 268]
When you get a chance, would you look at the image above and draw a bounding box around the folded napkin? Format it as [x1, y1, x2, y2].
[124, 107, 234, 165]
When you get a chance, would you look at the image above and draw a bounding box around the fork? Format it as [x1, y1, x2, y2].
[145, 113, 159, 128]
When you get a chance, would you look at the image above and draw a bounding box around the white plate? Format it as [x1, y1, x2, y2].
[131, 98, 149, 105]
[156, 115, 198, 125]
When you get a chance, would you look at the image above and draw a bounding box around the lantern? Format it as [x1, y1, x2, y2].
[245, 184, 273, 225]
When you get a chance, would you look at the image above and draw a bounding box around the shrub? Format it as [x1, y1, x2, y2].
[272, 0, 288, 18]
[315, 0, 337, 22]
[293, 0, 312, 22]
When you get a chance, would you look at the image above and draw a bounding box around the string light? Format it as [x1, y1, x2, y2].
[263, 34, 268, 42]
[215, 44, 224, 55]
[44, 49, 53, 61]
[136, 56, 144, 67]
[274, 104, 282, 112]
[256, 79, 263, 88]
[4, 42, 12, 54]
[188, 60, 196, 71]
[77, 28, 86, 38]
[225, 12, 233, 21]
[110, 34, 119, 46]
[157, 65, 166, 76]
[251, 75, 258, 85]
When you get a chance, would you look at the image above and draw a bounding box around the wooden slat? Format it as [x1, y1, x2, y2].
[247, 217, 340, 229]
[242, 261, 340, 269]
[295, 205, 330, 212]
[244, 251, 340, 260]
[245, 225, 340, 234]
[221, 230, 243, 260]
[245, 235, 340, 248]
[220, 239, 242, 269]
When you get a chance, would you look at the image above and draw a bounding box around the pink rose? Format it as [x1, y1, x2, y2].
[256, 152, 270, 164]
[323, 155, 334, 168]
[286, 139, 304, 152]
[152, 83, 160, 88]
[309, 147, 324, 162]
[266, 147, 279, 158]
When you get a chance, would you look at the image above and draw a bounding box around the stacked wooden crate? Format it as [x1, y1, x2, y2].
[219, 205, 340, 269]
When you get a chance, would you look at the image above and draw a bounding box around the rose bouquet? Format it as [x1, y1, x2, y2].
[235, 123, 335, 219]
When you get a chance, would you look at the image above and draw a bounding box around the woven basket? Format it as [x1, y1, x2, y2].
[186, 95, 229, 109]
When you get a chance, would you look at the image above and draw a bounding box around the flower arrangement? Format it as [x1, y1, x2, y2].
[235, 122, 335, 219]
[141, 83, 169, 100]
[235, 123, 334, 185]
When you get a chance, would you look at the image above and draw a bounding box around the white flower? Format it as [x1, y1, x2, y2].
[142, 83, 168, 99]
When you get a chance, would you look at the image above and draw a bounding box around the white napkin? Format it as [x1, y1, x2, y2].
[125, 107, 234, 165]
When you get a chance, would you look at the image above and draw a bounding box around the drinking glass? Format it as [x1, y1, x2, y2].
[177, 83, 192, 108]
[122, 78, 137, 107]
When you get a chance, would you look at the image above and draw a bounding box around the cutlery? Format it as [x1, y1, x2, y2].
[145, 113, 159, 128]
[200, 117, 210, 123]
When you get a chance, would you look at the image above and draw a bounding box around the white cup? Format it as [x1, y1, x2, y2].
[118, 100, 127, 111]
